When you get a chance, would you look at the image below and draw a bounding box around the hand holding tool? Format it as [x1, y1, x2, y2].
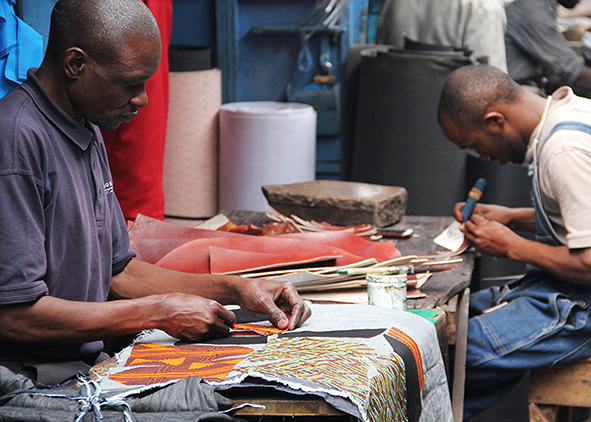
[433, 178, 487, 251]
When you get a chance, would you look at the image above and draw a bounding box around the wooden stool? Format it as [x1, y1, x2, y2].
[529, 357, 591, 422]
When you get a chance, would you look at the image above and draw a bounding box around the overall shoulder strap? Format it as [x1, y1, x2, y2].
[547, 121, 591, 138]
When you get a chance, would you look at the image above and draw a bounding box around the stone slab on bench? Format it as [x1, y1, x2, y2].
[262, 180, 407, 227]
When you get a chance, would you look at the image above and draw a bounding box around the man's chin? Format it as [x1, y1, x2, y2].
[99, 120, 124, 132]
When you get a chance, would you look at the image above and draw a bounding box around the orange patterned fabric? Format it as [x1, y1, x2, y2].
[109, 343, 254, 386]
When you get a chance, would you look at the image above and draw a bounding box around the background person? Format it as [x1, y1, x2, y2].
[437, 64, 591, 418]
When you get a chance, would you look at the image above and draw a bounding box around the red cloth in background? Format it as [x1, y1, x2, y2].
[101, 0, 173, 221]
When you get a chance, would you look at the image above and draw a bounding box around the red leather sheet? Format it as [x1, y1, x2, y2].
[129, 214, 240, 263]
[279, 232, 401, 262]
[209, 247, 341, 275]
[155, 236, 362, 274]
[131, 215, 401, 274]
[128, 214, 237, 241]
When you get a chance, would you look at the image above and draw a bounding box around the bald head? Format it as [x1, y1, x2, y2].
[46, 0, 160, 64]
[438, 65, 521, 129]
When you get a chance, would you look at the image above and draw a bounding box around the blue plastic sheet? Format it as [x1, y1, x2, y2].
[0, 0, 43, 98]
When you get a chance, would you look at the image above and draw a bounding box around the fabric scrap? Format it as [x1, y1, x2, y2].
[232, 323, 287, 336]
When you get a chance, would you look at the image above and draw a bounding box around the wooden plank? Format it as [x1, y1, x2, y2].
[529, 357, 591, 407]
[451, 288, 470, 422]
[226, 391, 347, 416]
[232, 398, 346, 416]
[529, 403, 552, 422]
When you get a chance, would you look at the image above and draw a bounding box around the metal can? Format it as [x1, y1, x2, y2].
[366, 273, 407, 311]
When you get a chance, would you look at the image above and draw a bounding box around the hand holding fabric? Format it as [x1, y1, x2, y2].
[233, 278, 311, 330]
[156, 293, 237, 342]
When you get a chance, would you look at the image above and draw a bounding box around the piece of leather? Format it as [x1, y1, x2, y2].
[129, 215, 239, 263]
[209, 246, 341, 274]
[279, 231, 401, 261]
[155, 236, 362, 274]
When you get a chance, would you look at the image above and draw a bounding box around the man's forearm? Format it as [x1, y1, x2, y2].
[508, 238, 591, 284]
[110, 259, 244, 305]
[573, 66, 591, 98]
[0, 295, 165, 344]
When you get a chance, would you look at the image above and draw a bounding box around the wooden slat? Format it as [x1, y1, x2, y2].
[231, 397, 347, 416]
[529, 403, 551, 422]
[529, 357, 591, 407]
[451, 288, 470, 422]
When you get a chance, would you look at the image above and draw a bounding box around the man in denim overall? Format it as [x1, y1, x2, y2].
[438, 64, 591, 419]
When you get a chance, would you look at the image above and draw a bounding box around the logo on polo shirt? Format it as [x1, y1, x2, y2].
[104, 181, 114, 195]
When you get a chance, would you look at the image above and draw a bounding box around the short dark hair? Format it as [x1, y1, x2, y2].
[46, 0, 160, 63]
[438, 65, 521, 129]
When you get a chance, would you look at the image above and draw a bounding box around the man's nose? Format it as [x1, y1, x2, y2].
[131, 89, 149, 108]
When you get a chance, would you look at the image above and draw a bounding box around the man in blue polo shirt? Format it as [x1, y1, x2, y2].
[0, 0, 310, 386]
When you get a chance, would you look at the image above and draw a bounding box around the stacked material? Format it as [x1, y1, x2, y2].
[130, 215, 460, 299]
[96, 304, 453, 422]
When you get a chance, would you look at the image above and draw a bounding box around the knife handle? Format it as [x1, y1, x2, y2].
[461, 178, 487, 223]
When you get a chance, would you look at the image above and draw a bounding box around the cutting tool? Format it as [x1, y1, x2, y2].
[433, 178, 487, 251]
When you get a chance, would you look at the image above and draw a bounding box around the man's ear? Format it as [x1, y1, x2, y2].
[482, 111, 506, 133]
[63, 47, 86, 79]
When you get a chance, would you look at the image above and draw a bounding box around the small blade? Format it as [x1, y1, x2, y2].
[434, 178, 487, 252]
[433, 220, 465, 251]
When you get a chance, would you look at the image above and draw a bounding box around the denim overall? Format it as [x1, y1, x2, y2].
[463, 123, 591, 419]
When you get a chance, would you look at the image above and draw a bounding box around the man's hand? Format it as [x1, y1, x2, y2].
[463, 214, 526, 257]
[0, 294, 237, 345]
[454, 203, 513, 225]
[461, 215, 591, 285]
[111, 259, 311, 334]
[454, 203, 536, 232]
[154, 293, 237, 342]
[233, 278, 311, 330]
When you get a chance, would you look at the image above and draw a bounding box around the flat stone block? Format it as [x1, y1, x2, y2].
[262, 180, 407, 227]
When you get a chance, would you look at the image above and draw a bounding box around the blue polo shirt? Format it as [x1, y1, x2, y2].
[0, 69, 135, 360]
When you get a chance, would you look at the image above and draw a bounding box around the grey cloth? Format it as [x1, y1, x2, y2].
[0, 366, 239, 422]
[376, 0, 508, 72]
[506, 0, 584, 91]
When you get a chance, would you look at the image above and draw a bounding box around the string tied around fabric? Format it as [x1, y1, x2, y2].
[75, 376, 102, 422]
[0, 373, 133, 422]
[75, 374, 133, 422]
